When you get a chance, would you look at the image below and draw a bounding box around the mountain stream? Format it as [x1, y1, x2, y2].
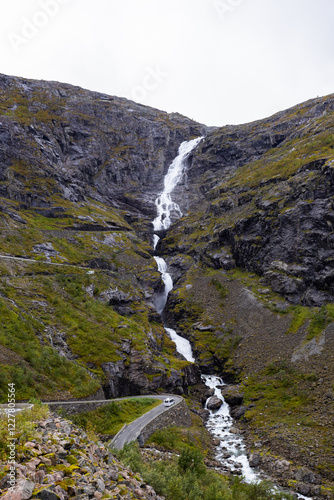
[151, 138, 311, 498]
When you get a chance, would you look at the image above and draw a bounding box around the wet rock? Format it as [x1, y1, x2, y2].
[202, 387, 214, 405]
[207, 396, 223, 410]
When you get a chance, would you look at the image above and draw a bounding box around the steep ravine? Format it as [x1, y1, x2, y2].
[0, 74, 333, 497]
[150, 138, 315, 499]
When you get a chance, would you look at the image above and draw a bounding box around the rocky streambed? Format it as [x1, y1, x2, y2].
[201, 382, 328, 499]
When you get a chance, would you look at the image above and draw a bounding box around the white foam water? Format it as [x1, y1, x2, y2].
[165, 327, 195, 363]
[153, 256, 173, 314]
[202, 374, 258, 482]
[152, 137, 202, 358]
[153, 136, 203, 249]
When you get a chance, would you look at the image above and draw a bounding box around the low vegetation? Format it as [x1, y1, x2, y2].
[67, 398, 160, 435]
[115, 441, 294, 500]
[0, 400, 49, 461]
[240, 359, 334, 482]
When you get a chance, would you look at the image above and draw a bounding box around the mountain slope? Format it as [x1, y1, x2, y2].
[0, 73, 334, 495]
[0, 73, 204, 402]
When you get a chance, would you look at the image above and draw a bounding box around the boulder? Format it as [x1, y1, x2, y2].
[249, 453, 261, 467]
[230, 406, 247, 420]
[2, 480, 35, 500]
[295, 467, 318, 484]
[221, 385, 244, 406]
[207, 396, 223, 410]
[296, 483, 311, 496]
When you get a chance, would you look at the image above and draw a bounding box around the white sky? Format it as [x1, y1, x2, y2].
[1, 0, 334, 126]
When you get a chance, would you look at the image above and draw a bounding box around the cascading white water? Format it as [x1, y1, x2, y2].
[152, 137, 203, 362]
[153, 256, 173, 314]
[153, 136, 203, 250]
[165, 327, 195, 363]
[202, 375, 258, 481]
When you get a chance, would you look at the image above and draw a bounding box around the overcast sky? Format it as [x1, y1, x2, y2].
[1, 0, 334, 126]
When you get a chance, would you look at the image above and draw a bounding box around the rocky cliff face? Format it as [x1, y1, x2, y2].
[166, 94, 334, 306]
[0, 73, 205, 227]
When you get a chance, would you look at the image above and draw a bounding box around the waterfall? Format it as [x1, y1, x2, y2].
[153, 136, 203, 250]
[152, 136, 203, 364]
[153, 256, 173, 315]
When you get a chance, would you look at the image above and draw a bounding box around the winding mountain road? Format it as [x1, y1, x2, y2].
[44, 394, 182, 450]
[110, 395, 182, 450]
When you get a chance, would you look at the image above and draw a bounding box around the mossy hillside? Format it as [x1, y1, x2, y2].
[211, 130, 334, 193]
[228, 267, 334, 341]
[0, 197, 140, 264]
[194, 93, 334, 191]
[0, 195, 192, 401]
[165, 262, 242, 373]
[239, 359, 334, 490]
[0, 273, 191, 401]
[0, 262, 187, 401]
[0, 85, 63, 125]
[166, 260, 334, 373]
[0, 246, 193, 401]
[165, 100, 334, 296]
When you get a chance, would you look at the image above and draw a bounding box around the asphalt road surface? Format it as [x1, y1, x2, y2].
[111, 395, 182, 450]
[44, 394, 183, 450]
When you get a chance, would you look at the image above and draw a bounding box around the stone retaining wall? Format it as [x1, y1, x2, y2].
[45, 399, 111, 415]
[138, 399, 192, 445]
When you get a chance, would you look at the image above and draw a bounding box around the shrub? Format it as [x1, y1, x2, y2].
[178, 447, 206, 476]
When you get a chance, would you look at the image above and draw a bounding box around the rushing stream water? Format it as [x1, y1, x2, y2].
[151, 138, 311, 499]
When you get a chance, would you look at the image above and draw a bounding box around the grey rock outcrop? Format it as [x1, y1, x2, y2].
[102, 355, 201, 398]
[0, 73, 205, 224]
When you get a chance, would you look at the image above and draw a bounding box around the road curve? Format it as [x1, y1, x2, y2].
[111, 395, 182, 450]
[0, 403, 34, 415]
[44, 394, 183, 450]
